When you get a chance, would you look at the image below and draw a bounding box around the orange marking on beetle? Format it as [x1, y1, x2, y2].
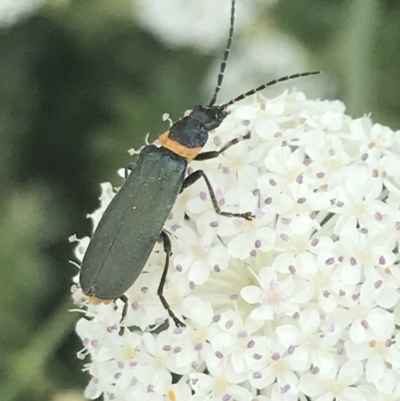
[159, 131, 202, 162]
[87, 295, 113, 305]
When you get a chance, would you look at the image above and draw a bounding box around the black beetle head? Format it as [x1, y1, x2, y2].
[190, 105, 229, 132]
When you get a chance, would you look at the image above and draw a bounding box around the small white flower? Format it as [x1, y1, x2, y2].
[211, 309, 264, 373]
[276, 308, 342, 374]
[336, 226, 396, 284]
[372, 370, 400, 400]
[329, 172, 389, 235]
[345, 327, 400, 384]
[246, 332, 307, 396]
[299, 360, 365, 401]
[363, 152, 400, 195]
[190, 359, 252, 401]
[291, 250, 347, 314]
[174, 226, 230, 284]
[338, 279, 395, 344]
[367, 123, 395, 152]
[241, 267, 298, 321]
[226, 216, 277, 260]
[172, 297, 218, 370]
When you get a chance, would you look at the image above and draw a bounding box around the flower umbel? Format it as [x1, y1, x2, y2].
[73, 91, 400, 401]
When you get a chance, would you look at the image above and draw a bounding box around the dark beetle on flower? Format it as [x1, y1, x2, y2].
[79, 0, 319, 334]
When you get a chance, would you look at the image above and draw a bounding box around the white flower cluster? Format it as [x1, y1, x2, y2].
[73, 91, 400, 401]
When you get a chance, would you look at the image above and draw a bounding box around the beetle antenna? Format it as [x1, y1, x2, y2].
[209, 0, 236, 107]
[221, 71, 321, 108]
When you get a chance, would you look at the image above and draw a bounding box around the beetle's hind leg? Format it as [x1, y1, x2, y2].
[157, 231, 185, 328]
[118, 294, 129, 335]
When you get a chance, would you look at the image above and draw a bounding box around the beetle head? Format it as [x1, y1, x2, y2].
[190, 105, 229, 132]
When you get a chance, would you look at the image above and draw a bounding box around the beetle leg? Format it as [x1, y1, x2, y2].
[157, 231, 185, 328]
[118, 294, 129, 335]
[181, 170, 254, 220]
[124, 163, 135, 179]
[193, 131, 251, 161]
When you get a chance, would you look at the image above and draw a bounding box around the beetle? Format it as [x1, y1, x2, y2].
[79, 0, 319, 334]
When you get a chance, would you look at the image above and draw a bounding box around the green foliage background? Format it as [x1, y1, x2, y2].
[0, 0, 398, 400]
